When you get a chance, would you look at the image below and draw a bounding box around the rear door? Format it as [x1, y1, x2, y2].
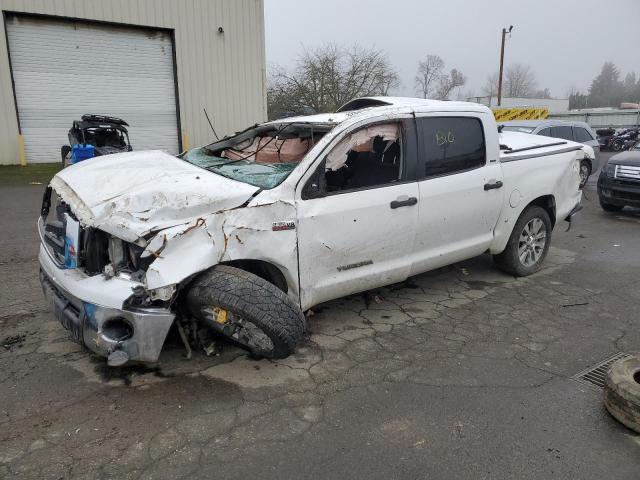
[549, 126, 574, 142]
[296, 118, 419, 309]
[410, 114, 504, 275]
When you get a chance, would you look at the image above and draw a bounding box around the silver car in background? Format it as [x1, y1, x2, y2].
[501, 120, 600, 186]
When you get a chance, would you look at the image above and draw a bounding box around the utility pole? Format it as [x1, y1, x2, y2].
[497, 25, 513, 107]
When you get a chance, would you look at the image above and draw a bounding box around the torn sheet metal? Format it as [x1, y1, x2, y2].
[140, 198, 299, 298]
[51, 150, 260, 242]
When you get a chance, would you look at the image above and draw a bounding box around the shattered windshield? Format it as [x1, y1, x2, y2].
[182, 123, 333, 189]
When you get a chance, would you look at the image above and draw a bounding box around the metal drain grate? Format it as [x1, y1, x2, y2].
[573, 352, 632, 389]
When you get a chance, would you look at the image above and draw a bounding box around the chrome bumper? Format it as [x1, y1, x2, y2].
[39, 248, 175, 366]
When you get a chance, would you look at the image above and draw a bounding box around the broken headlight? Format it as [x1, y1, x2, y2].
[103, 237, 152, 280]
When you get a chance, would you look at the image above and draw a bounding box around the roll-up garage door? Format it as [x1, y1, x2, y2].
[6, 15, 180, 163]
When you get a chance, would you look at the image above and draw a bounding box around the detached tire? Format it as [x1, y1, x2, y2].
[493, 206, 552, 277]
[186, 265, 305, 359]
[604, 356, 640, 433]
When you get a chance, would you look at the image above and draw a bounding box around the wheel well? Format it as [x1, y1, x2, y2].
[528, 195, 556, 227]
[221, 260, 289, 293]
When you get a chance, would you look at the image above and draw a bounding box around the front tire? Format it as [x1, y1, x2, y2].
[186, 265, 305, 359]
[493, 206, 552, 277]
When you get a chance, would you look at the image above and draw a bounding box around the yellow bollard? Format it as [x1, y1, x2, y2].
[17, 134, 27, 166]
[181, 131, 189, 152]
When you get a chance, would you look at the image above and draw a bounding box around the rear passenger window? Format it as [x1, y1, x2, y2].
[416, 117, 486, 179]
[549, 126, 573, 141]
[538, 128, 552, 137]
[573, 127, 593, 142]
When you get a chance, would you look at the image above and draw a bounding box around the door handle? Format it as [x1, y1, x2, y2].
[484, 180, 503, 191]
[390, 196, 418, 209]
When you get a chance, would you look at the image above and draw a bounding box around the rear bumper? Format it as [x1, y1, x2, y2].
[39, 246, 174, 365]
[598, 174, 640, 207]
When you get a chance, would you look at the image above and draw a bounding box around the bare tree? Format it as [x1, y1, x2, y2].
[504, 64, 537, 97]
[415, 55, 466, 100]
[481, 72, 499, 96]
[482, 64, 540, 98]
[415, 55, 445, 99]
[267, 44, 399, 119]
[435, 68, 467, 100]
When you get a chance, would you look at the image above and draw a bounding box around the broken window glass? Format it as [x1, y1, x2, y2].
[324, 123, 402, 192]
[181, 123, 331, 189]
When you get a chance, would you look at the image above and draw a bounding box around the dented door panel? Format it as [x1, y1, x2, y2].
[296, 182, 419, 310]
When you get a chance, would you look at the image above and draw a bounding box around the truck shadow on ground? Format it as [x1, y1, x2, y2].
[33, 246, 576, 389]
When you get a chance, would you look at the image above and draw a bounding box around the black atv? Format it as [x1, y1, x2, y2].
[61, 115, 132, 166]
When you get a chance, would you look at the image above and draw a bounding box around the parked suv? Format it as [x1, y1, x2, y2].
[598, 141, 640, 211]
[501, 120, 600, 186]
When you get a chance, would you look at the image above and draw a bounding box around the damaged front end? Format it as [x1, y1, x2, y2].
[37, 148, 301, 365]
[38, 186, 176, 366]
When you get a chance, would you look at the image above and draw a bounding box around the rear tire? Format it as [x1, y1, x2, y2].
[493, 206, 552, 277]
[186, 265, 305, 359]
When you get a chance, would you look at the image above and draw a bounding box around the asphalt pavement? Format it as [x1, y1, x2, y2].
[1, 152, 639, 479]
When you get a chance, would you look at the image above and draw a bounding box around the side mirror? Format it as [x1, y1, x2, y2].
[301, 159, 327, 200]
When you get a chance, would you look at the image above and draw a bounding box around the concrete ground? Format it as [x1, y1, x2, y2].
[1, 153, 639, 479]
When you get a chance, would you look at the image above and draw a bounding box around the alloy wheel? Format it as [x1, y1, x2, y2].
[518, 217, 547, 267]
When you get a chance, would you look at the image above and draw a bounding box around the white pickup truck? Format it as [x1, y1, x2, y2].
[39, 97, 586, 366]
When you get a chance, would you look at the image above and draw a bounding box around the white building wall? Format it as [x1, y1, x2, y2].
[0, 0, 267, 165]
[549, 109, 640, 129]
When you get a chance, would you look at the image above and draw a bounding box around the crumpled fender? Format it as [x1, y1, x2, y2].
[143, 197, 300, 301]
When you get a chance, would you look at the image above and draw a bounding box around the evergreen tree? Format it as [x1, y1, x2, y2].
[588, 62, 625, 107]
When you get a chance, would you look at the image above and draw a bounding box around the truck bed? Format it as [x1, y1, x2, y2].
[499, 131, 584, 162]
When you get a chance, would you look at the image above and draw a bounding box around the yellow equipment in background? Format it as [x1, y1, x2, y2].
[492, 107, 549, 122]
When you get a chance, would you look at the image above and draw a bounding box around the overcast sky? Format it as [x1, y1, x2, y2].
[264, 0, 640, 99]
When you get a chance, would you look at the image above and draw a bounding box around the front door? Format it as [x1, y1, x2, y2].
[296, 119, 419, 310]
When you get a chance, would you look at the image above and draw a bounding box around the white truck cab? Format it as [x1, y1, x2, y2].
[38, 97, 585, 365]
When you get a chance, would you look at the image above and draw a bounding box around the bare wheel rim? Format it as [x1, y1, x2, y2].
[517, 217, 547, 267]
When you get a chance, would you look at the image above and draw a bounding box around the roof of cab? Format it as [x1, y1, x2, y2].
[269, 96, 491, 126]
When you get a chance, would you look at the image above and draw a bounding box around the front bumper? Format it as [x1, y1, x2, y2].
[39, 246, 175, 365]
[597, 173, 640, 208]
